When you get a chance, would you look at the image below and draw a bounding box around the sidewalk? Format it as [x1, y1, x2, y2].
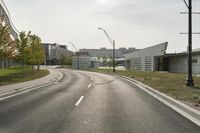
[0, 68, 63, 94]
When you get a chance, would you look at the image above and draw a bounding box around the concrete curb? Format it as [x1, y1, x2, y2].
[117, 75, 200, 126]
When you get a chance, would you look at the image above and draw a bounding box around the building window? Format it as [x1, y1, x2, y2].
[145, 56, 152, 70]
[131, 57, 142, 70]
[192, 58, 198, 64]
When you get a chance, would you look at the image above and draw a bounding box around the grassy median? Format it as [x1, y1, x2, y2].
[88, 68, 200, 106]
[0, 67, 49, 86]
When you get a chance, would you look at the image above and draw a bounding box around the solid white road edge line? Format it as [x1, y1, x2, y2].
[51, 71, 63, 82]
[75, 96, 84, 106]
[132, 81, 200, 127]
[0, 85, 36, 97]
[56, 71, 64, 81]
[0, 82, 55, 102]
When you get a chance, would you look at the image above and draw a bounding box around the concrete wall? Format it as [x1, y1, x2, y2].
[169, 56, 187, 73]
[72, 56, 91, 69]
[91, 61, 100, 68]
[125, 42, 168, 71]
[192, 55, 200, 74]
[169, 54, 200, 74]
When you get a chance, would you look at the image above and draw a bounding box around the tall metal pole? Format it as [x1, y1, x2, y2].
[69, 42, 80, 70]
[98, 28, 116, 72]
[113, 40, 116, 72]
[185, 0, 194, 86]
[77, 52, 80, 70]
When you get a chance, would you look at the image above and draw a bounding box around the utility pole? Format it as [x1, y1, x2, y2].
[186, 0, 194, 86]
[113, 40, 116, 72]
[69, 42, 79, 70]
[181, 0, 200, 86]
[77, 52, 80, 70]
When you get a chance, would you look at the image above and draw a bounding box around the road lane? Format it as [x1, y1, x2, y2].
[60, 71, 200, 133]
[0, 69, 90, 133]
[0, 69, 199, 133]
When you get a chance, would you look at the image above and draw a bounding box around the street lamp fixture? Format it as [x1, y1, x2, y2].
[98, 27, 116, 72]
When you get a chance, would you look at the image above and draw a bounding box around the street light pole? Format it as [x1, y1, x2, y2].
[113, 40, 116, 72]
[69, 42, 79, 70]
[98, 28, 116, 72]
[77, 52, 80, 70]
[183, 0, 194, 86]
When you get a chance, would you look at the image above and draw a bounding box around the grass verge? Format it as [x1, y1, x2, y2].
[88, 68, 200, 106]
[0, 67, 49, 86]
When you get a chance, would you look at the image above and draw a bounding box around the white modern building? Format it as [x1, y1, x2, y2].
[0, 0, 18, 40]
[125, 42, 168, 71]
[158, 49, 200, 74]
[43, 43, 73, 65]
[125, 42, 200, 74]
[0, 0, 18, 69]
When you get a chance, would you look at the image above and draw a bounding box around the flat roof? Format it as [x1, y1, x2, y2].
[157, 50, 200, 57]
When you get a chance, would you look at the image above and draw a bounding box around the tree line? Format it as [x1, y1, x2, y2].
[0, 16, 45, 71]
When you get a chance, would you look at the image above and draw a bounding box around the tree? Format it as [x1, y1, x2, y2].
[34, 36, 45, 71]
[60, 53, 66, 65]
[16, 31, 45, 72]
[26, 35, 45, 71]
[16, 31, 31, 73]
[60, 53, 72, 66]
[66, 54, 72, 66]
[0, 16, 15, 68]
[26, 35, 37, 71]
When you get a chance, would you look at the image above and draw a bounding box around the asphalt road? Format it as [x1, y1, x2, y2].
[0, 69, 199, 133]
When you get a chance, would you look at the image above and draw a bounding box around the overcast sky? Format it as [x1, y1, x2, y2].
[5, 0, 200, 52]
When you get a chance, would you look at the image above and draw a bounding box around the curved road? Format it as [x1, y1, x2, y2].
[0, 69, 199, 133]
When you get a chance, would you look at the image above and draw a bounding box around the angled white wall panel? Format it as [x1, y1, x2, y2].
[125, 42, 168, 71]
[0, 0, 18, 39]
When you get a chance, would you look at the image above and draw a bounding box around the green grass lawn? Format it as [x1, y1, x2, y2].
[0, 67, 49, 86]
[88, 69, 200, 105]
